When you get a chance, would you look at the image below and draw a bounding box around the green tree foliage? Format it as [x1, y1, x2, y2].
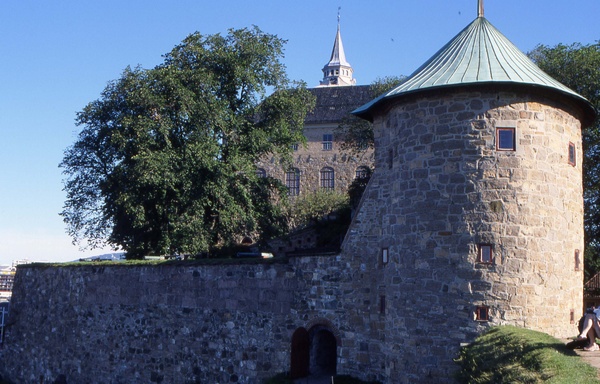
[286, 190, 349, 231]
[61, 27, 315, 258]
[529, 42, 600, 279]
[334, 75, 406, 155]
[348, 167, 372, 211]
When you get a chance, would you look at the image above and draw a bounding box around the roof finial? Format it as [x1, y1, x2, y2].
[478, 0, 484, 18]
[337, 6, 341, 26]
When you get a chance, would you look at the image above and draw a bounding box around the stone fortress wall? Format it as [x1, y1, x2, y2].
[0, 258, 364, 384]
[0, 89, 587, 384]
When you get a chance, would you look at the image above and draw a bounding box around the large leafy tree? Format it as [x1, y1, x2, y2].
[529, 42, 600, 279]
[61, 27, 315, 258]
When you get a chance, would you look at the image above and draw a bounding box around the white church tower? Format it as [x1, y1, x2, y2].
[319, 10, 356, 87]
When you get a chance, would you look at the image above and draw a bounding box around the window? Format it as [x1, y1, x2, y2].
[355, 166, 370, 179]
[570, 309, 575, 324]
[475, 306, 489, 321]
[380, 295, 386, 314]
[478, 244, 493, 264]
[496, 127, 515, 151]
[381, 248, 389, 265]
[291, 143, 299, 151]
[256, 168, 266, 178]
[568, 142, 576, 166]
[322, 134, 333, 151]
[575, 249, 581, 271]
[320, 167, 335, 190]
[285, 168, 300, 196]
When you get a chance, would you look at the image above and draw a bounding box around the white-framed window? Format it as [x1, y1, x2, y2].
[320, 167, 335, 190]
[355, 166, 370, 179]
[256, 168, 267, 178]
[496, 127, 515, 151]
[285, 168, 300, 196]
[478, 244, 493, 264]
[322, 134, 333, 151]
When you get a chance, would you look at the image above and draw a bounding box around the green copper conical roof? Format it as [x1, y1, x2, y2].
[354, 15, 596, 123]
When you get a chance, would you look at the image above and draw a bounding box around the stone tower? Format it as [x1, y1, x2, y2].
[344, 2, 596, 382]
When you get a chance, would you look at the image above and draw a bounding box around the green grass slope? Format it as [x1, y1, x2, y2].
[455, 326, 600, 384]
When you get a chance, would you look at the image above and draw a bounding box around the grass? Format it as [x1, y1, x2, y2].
[18, 254, 291, 269]
[455, 325, 600, 383]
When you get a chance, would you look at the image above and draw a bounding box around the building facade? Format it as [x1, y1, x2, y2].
[257, 20, 374, 197]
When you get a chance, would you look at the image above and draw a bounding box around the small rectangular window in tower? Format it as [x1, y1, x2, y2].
[322, 134, 333, 151]
[381, 248, 389, 265]
[496, 127, 515, 151]
[291, 143, 299, 151]
[570, 309, 575, 324]
[380, 295, 386, 314]
[575, 249, 581, 271]
[478, 244, 493, 264]
[475, 306, 489, 321]
[568, 142, 576, 166]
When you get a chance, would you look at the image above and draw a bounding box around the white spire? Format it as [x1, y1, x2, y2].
[319, 7, 356, 87]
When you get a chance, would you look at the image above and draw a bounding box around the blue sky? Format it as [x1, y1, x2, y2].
[0, 0, 598, 265]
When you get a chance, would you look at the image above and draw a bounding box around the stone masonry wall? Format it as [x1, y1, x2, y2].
[341, 88, 585, 383]
[0, 256, 386, 384]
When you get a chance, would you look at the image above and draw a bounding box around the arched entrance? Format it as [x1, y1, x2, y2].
[309, 325, 337, 377]
[290, 325, 338, 379]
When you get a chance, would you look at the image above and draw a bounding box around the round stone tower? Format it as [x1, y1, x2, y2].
[343, 3, 596, 382]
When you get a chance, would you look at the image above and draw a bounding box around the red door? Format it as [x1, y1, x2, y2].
[290, 327, 310, 379]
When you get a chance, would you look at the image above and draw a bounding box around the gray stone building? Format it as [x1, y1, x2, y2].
[257, 19, 374, 196]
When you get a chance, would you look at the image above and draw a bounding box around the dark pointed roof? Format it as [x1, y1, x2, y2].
[354, 15, 596, 124]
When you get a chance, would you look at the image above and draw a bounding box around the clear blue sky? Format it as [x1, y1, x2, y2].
[0, 0, 598, 265]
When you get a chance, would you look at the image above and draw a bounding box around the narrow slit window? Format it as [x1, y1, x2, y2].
[380, 295, 386, 314]
[478, 244, 493, 264]
[575, 249, 581, 271]
[381, 248, 389, 265]
[570, 309, 575, 324]
[496, 127, 516, 151]
[568, 142, 576, 166]
[475, 306, 489, 321]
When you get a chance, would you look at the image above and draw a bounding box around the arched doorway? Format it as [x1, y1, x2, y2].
[290, 325, 338, 379]
[309, 325, 337, 377]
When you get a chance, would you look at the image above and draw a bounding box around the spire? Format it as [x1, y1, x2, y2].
[318, 8, 356, 87]
[478, 0, 484, 18]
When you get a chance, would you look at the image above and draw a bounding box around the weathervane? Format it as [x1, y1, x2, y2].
[337, 6, 341, 25]
[478, 0, 484, 18]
